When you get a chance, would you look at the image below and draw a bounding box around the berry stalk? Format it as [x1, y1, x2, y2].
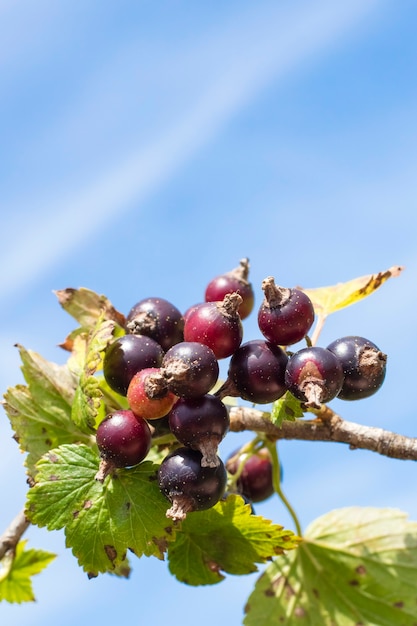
[265, 440, 302, 537]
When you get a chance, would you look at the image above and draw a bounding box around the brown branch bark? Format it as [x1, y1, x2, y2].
[229, 405, 417, 461]
[0, 509, 30, 561]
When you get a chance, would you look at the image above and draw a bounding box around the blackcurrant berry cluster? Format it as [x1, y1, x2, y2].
[96, 259, 388, 518]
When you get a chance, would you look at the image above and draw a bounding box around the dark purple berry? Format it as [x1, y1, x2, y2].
[226, 447, 274, 503]
[285, 346, 344, 408]
[217, 339, 288, 404]
[204, 258, 255, 320]
[168, 395, 229, 467]
[103, 334, 164, 396]
[161, 341, 219, 398]
[95, 410, 152, 477]
[158, 447, 227, 521]
[327, 336, 387, 400]
[183, 293, 243, 359]
[126, 297, 184, 351]
[258, 277, 315, 346]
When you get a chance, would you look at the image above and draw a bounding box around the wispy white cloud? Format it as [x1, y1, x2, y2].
[1, 0, 380, 301]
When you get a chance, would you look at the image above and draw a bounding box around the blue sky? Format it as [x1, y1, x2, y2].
[1, 1, 417, 624]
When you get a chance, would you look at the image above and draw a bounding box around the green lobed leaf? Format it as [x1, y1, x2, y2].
[0, 540, 55, 603]
[168, 494, 300, 586]
[2, 346, 91, 477]
[18, 343, 77, 409]
[26, 444, 176, 577]
[270, 392, 304, 427]
[69, 317, 116, 433]
[244, 506, 417, 626]
[71, 378, 104, 433]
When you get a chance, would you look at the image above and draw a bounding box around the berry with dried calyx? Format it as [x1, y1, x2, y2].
[126, 297, 184, 351]
[160, 341, 220, 398]
[204, 258, 255, 320]
[285, 346, 344, 408]
[168, 394, 229, 467]
[258, 276, 315, 346]
[183, 292, 243, 359]
[127, 367, 177, 420]
[158, 447, 227, 521]
[327, 336, 387, 400]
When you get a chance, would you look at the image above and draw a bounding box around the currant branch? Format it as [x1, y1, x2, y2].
[0, 508, 30, 561]
[229, 405, 417, 461]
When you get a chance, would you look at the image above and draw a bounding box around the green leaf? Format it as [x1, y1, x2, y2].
[244, 506, 417, 626]
[18, 343, 77, 408]
[168, 494, 300, 586]
[70, 317, 115, 433]
[71, 378, 104, 433]
[270, 392, 304, 427]
[300, 265, 403, 318]
[0, 540, 55, 603]
[3, 346, 91, 477]
[26, 444, 176, 577]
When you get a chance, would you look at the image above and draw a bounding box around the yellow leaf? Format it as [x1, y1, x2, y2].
[300, 265, 404, 317]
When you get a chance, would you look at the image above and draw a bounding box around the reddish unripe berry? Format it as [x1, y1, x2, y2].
[127, 367, 177, 420]
[126, 297, 184, 351]
[204, 258, 255, 320]
[183, 293, 243, 359]
[96, 410, 152, 469]
[226, 447, 274, 503]
[258, 277, 315, 346]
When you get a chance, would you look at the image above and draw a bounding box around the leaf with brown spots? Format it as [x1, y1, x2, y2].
[26, 444, 176, 576]
[244, 506, 417, 625]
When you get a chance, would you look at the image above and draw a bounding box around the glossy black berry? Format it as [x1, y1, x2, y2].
[158, 447, 227, 521]
[217, 339, 288, 404]
[204, 258, 255, 320]
[285, 346, 344, 408]
[327, 336, 387, 400]
[168, 395, 229, 467]
[226, 447, 274, 503]
[126, 297, 184, 351]
[103, 334, 164, 396]
[161, 341, 219, 398]
[183, 293, 243, 359]
[258, 276, 315, 346]
[95, 410, 152, 470]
